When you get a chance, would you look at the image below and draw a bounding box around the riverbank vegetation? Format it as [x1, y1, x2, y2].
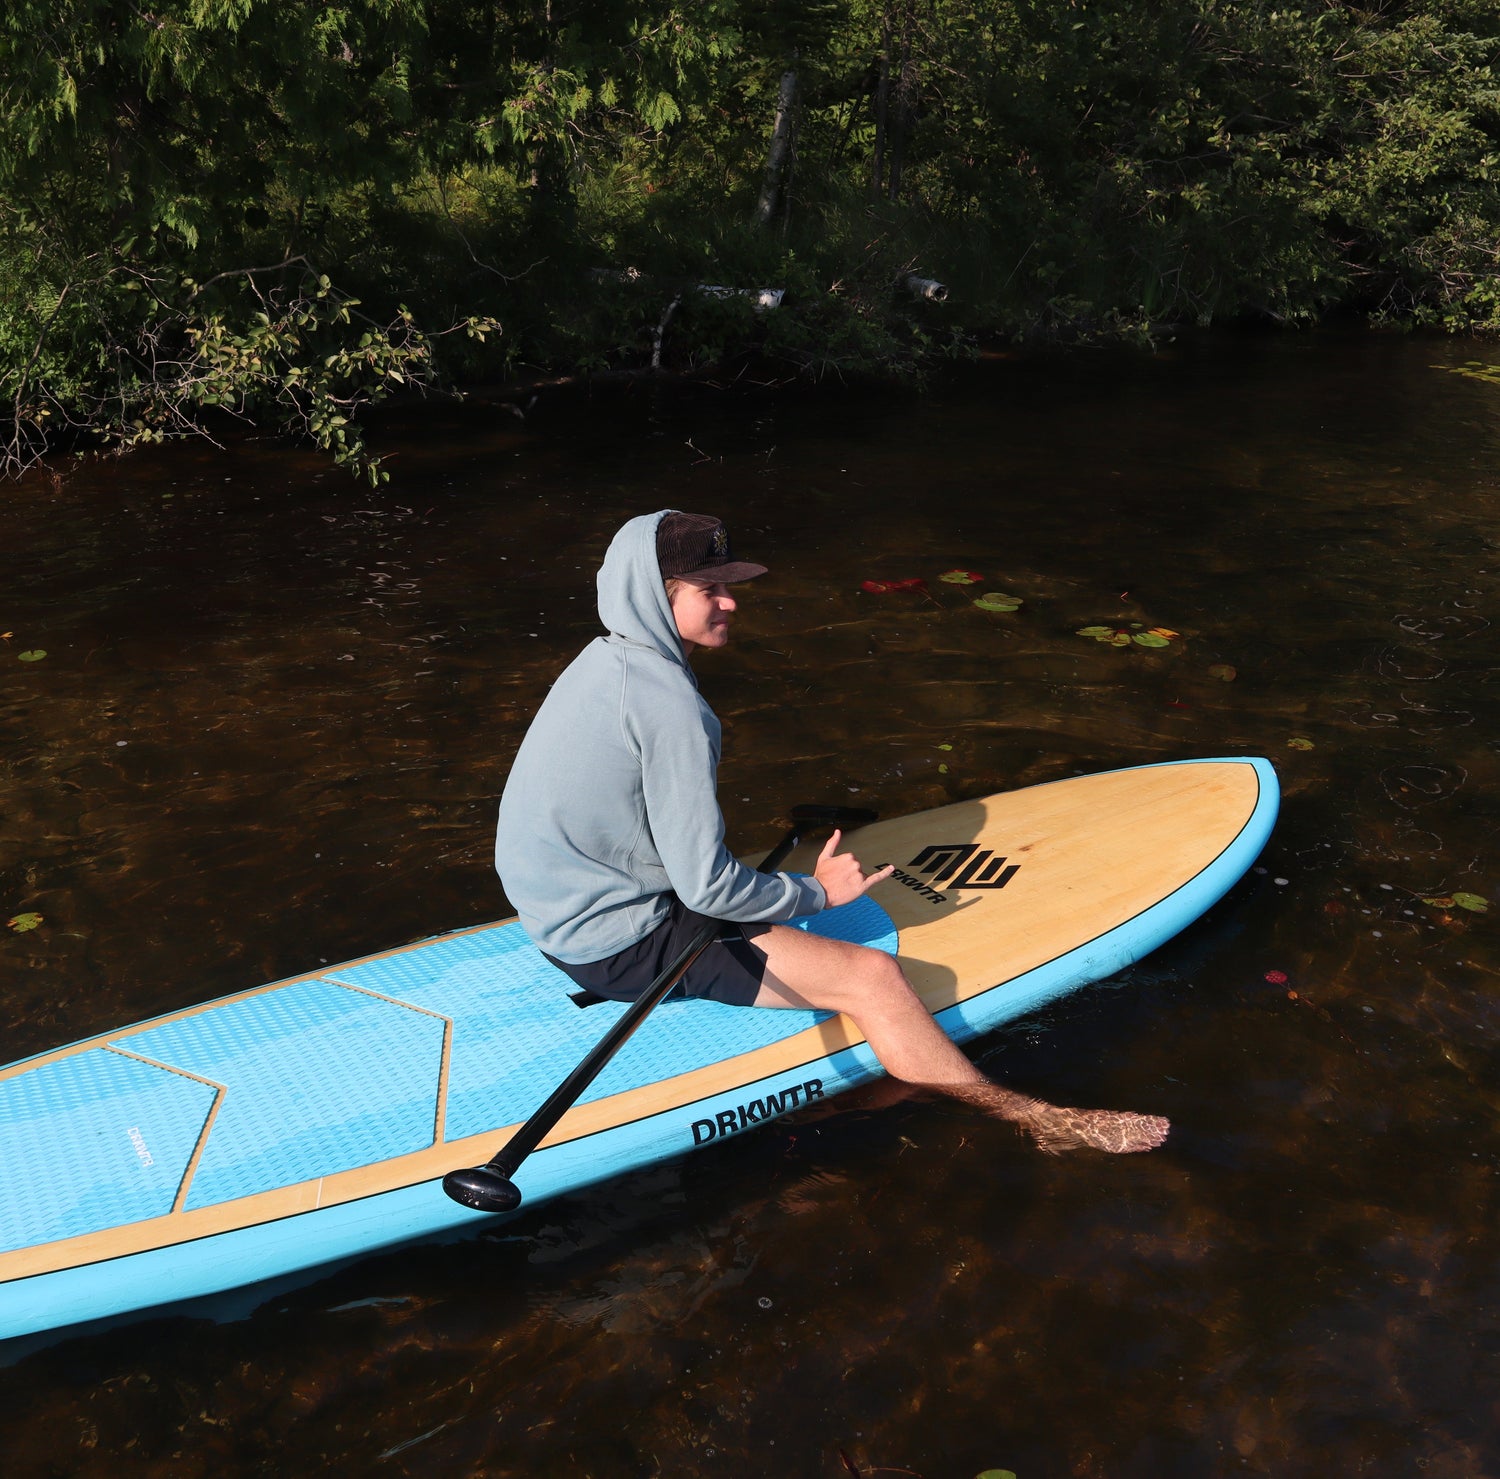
[4, 0, 1499, 479]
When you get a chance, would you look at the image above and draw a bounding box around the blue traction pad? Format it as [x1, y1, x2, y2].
[124, 980, 447, 1211]
[0, 1050, 217, 1254]
[331, 892, 898, 1143]
[1, 894, 896, 1249]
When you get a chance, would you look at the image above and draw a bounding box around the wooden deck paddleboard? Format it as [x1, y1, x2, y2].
[0, 757, 1278, 1341]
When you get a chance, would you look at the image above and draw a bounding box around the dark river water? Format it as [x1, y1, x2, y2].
[3, 330, 1499, 1476]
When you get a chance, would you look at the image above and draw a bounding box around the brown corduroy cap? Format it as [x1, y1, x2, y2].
[656, 512, 768, 584]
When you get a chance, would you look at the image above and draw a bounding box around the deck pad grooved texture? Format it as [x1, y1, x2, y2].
[327, 892, 897, 1142]
[118, 980, 446, 1209]
[0, 1052, 217, 1253]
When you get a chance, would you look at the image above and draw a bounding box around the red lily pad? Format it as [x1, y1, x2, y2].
[860, 577, 928, 594]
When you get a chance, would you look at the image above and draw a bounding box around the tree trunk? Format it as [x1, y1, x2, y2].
[755, 66, 799, 229]
[871, 16, 892, 198]
[888, 3, 917, 201]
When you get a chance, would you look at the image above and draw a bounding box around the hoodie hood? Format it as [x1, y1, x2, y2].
[597, 509, 688, 666]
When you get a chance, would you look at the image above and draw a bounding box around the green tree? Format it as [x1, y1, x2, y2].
[4, 0, 1499, 482]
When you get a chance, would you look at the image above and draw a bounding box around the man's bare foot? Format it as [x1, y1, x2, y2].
[935, 1081, 1170, 1154]
[1022, 1105, 1170, 1155]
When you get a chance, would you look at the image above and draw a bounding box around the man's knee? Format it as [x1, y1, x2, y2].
[804, 934, 903, 984]
[758, 930, 907, 1010]
[848, 943, 911, 994]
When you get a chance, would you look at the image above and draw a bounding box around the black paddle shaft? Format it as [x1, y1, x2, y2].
[441, 804, 877, 1213]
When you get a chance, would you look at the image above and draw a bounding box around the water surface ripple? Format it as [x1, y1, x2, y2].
[3, 331, 1498, 1477]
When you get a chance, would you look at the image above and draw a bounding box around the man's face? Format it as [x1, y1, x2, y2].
[669, 578, 737, 651]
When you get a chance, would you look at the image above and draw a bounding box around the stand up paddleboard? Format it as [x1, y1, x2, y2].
[0, 757, 1277, 1341]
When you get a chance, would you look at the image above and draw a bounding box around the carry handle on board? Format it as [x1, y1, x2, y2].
[441, 804, 878, 1214]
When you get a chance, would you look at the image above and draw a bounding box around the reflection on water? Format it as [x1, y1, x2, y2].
[3, 330, 1499, 1475]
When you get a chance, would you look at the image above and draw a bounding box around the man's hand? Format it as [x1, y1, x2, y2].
[814, 829, 895, 908]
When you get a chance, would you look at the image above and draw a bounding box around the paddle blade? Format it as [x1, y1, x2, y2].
[443, 1165, 524, 1213]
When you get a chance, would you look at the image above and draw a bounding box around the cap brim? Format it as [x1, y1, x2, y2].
[678, 560, 768, 584]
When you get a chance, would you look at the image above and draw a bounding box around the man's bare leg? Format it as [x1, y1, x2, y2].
[748, 924, 1168, 1154]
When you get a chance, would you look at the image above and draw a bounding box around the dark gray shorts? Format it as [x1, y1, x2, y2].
[543, 896, 772, 1008]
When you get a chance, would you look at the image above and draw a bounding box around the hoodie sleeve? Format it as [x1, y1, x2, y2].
[629, 667, 826, 922]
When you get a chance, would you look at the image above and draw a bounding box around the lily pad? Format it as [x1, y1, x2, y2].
[1440, 361, 1500, 387]
[1288, 737, 1315, 750]
[973, 592, 1023, 612]
[6, 912, 43, 933]
[1452, 892, 1489, 913]
[860, 577, 927, 594]
[939, 569, 983, 585]
[18, 649, 46, 662]
[1208, 663, 1237, 682]
[1076, 625, 1133, 647]
[1077, 623, 1175, 648]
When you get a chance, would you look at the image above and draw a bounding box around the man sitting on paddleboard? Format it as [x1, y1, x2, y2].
[495, 510, 1167, 1154]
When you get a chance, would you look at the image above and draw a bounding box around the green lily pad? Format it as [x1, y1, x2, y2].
[1288, 737, 1314, 750]
[18, 649, 46, 662]
[975, 1471, 1019, 1479]
[1208, 663, 1237, 682]
[1423, 893, 1489, 913]
[1133, 631, 1171, 648]
[1440, 361, 1500, 387]
[6, 912, 43, 933]
[1076, 625, 1134, 647]
[940, 568, 983, 585]
[973, 592, 1022, 612]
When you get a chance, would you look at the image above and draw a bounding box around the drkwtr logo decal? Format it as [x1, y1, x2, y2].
[691, 1079, 825, 1144]
[909, 843, 1022, 890]
[886, 843, 1022, 906]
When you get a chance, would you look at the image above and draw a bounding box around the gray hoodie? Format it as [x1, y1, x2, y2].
[494, 510, 826, 963]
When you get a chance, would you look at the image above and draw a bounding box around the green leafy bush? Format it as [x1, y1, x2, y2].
[3, 0, 1497, 478]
